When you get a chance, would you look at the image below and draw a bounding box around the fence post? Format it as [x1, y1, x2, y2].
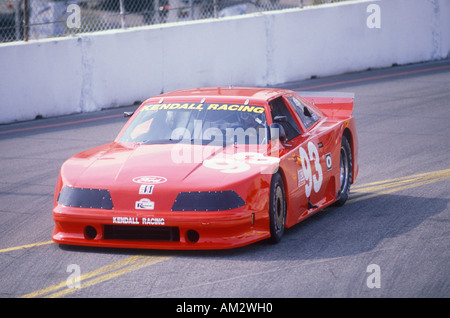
[213, 0, 218, 18]
[23, 0, 29, 41]
[14, 0, 21, 40]
[119, 0, 126, 28]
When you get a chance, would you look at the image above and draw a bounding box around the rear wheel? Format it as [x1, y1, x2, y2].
[268, 173, 286, 243]
[335, 135, 352, 206]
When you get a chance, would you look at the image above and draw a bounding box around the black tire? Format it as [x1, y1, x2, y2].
[335, 135, 352, 206]
[268, 173, 286, 243]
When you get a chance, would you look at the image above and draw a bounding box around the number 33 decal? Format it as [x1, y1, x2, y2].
[299, 142, 323, 197]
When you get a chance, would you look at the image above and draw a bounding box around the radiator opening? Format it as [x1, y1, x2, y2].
[103, 225, 180, 242]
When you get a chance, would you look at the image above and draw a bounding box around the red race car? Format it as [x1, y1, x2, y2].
[52, 87, 358, 250]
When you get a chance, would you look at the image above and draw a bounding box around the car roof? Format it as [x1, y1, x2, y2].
[153, 87, 289, 104]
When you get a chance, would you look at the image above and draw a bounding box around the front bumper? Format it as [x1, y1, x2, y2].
[52, 205, 270, 250]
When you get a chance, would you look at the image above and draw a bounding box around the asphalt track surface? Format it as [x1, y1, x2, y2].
[0, 59, 449, 301]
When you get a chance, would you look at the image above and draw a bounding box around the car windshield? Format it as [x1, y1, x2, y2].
[118, 102, 269, 146]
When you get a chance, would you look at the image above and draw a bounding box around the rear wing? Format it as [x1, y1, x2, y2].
[295, 91, 355, 119]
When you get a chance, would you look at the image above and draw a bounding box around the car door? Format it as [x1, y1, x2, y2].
[285, 94, 334, 210]
[268, 96, 310, 226]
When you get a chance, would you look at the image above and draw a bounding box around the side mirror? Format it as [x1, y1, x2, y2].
[269, 123, 286, 144]
[124, 112, 134, 118]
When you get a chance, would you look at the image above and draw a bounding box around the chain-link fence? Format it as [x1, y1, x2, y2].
[0, 0, 347, 43]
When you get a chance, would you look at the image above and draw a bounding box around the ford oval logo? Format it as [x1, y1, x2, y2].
[132, 176, 167, 184]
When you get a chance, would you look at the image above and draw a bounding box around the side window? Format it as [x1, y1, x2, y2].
[269, 97, 301, 141]
[287, 96, 320, 129]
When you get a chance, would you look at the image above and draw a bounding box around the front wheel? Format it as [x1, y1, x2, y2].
[335, 135, 352, 206]
[268, 173, 286, 243]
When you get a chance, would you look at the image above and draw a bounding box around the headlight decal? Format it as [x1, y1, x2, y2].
[171, 190, 245, 211]
[57, 186, 113, 209]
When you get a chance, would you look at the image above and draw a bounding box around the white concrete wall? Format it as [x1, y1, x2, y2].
[0, 37, 83, 123]
[0, 0, 449, 124]
[268, 0, 450, 84]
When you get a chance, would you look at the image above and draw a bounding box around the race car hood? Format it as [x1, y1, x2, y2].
[58, 142, 277, 211]
[61, 142, 274, 185]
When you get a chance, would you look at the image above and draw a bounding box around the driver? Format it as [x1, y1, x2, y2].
[239, 111, 264, 130]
